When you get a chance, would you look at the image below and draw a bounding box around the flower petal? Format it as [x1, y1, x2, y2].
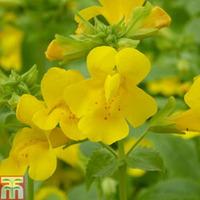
[49, 128, 69, 148]
[99, 0, 122, 24]
[45, 40, 65, 61]
[184, 76, 200, 109]
[75, 6, 102, 34]
[121, 86, 157, 127]
[175, 109, 200, 132]
[142, 6, 171, 29]
[28, 147, 57, 181]
[64, 79, 102, 117]
[32, 107, 65, 131]
[104, 73, 121, 101]
[121, 0, 145, 22]
[16, 94, 44, 126]
[60, 114, 87, 141]
[55, 144, 80, 167]
[78, 107, 129, 145]
[0, 157, 27, 176]
[41, 67, 84, 109]
[116, 48, 151, 85]
[87, 46, 117, 78]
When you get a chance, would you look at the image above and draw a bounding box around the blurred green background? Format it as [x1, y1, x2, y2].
[1, 0, 200, 200]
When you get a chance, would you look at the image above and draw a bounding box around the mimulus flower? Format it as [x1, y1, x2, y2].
[174, 76, 200, 132]
[0, 127, 69, 180]
[17, 67, 86, 141]
[147, 77, 191, 97]
[0, 25, 23, 71]
[75, 0, 171, 34]
[64, 46, 157, 144]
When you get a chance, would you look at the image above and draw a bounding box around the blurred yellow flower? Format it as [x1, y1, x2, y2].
[147, 77, 191, 96]
[0, 25, 23, 71]
[35, 186, 67, 200]
[17, 67, 87, 141]
[75, 0, 171, 34]
[64, 46, 157, 144]
[174, 76, 200, 132]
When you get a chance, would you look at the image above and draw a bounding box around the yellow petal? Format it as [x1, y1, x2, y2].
[60, 114, 87, 141]
[75, 6, 102, 34]
[32, 107, 65, 131]
[64, 79, 102, 117]
[78, 106, 129, 145]
[121, 0, 145, 22]
[49, 128, 69, 148]
[28, 147, 57, 181]
[143, 6, 171, 29]
[87, 46, 117, 78]
[116, 48, 151, 85]
[35, 187, 67, 200]
[121, 86, 157, 127]
[175, 109, 200, 132]
[104, 73, 121, 101]
[16, 94, 44, 126]
[0, 157, 27, 176]
[99, 0, 122, 24]
[178, 131, 200, 140]
[45, 40, 65, 61]
[55, 144, 80, 167]
[184, 76, 200, 109]
[99, 0, 145, 24]
[41, 67, 84, 109]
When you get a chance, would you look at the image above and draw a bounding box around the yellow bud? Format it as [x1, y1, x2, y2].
[45, 40, 64, 61]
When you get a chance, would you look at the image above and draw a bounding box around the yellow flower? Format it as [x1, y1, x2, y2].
[0, 126, 80, 180]
[75, 0, 171, 34]
[64, 46, 157, 144]
[35, 186, 67, 200]
[0, 25, 23, 71]
[174, 76, 200, 132]
[17, 67, 87, 141]
[0, 127, 59, 180]
[147, 77, 191, 97]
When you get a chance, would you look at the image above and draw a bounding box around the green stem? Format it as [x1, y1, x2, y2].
[118, 141, 127, 200]
[100, 142, 118, 158]
[27, 176, 34, 200]
[127, 129, 149, 156]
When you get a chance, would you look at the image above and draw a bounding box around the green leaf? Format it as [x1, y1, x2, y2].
[127, 147, 164, 172]
[150, 97, 176, 126]
[86, 149, 119, 189]
[151, 135, 200, 179]
[149, 97, 183, 134]
[137, 179, 200, 200]
[125, 2, 152, 37]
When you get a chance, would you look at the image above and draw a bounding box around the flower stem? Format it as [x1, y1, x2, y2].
[127, 129, 149, 156]
[118, 141, 127, 200]
[100, 142, 118, 158]
[27, 176, 34, 200]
